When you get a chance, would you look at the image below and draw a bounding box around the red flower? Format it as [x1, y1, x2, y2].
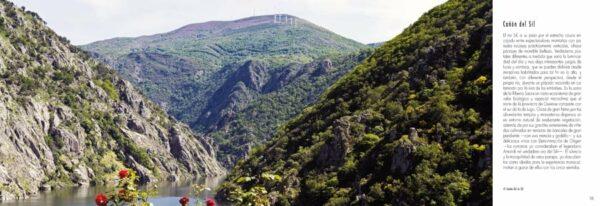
[95, 193, 108, 206]
[118, 169, 129, 179]
[206, 198, 216, 206]
[179, 196, 190, 205]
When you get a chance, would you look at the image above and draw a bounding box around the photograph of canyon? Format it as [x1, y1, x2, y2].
[0, 0, 492, 205]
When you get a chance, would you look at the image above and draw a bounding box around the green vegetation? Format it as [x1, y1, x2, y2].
[219, 172, 282, 205]
[95, 112, 153, 169]
[16, 74, 39, 95]
[93, 79, 119, 100]
[218, 0, 492, 205]
[52, 70, 75, 84]
[210, 51, 372, 166]
[93, 169, 157, 206]
[82, 16, 369, 166]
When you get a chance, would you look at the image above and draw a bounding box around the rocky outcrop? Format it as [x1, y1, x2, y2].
[390, 140, 416, 174]
[315, 111, 386, 168]
[0, 2, 224, 201]
[195, 60, 268, 130]
[313, 59, 333, 76]
[316, 116, 355, 167]
[233, 60, 269, 91]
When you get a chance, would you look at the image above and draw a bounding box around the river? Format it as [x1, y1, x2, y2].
[0, 176, 224, 206]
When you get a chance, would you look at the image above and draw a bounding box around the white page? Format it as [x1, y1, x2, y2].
[494, 0, 600, 205]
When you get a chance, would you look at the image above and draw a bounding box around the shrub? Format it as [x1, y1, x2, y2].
[473, 75, 487, 85]
[52, 70, 75, 84]
[355, 133, 380, 154]
[18, 74, 39, 94]
[224, 172, 282, 205]
[94, 79, 119, 100]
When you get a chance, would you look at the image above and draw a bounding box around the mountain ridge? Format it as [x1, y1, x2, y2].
[83, 14, 358, 59]
[169, 14, 315, 37]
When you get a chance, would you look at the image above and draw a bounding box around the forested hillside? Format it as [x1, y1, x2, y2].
[217, 0, 493, 205]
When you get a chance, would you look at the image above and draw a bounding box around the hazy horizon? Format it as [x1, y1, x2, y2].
[10, 0, 445, 45]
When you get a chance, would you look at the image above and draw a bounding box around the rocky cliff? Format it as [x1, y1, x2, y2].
[0, 1, 224, 201]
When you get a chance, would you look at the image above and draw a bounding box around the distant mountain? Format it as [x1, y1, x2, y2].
[82, 14, 369, 166]
[217, 0, 492, 205]
[85, 15, 364, 61]
[0, 0, 223, 201]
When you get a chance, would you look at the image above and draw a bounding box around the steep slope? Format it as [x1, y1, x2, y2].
[207, 51, 372, 166]
[218, 0, 492, 205]
[82, 15, 368, 165]
[0, 1, 223, 201]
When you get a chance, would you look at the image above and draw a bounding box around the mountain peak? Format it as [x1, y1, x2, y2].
[83, 13, 364, 62]
[169, 14, 306, 38]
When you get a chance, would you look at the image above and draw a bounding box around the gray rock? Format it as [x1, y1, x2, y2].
[313, 59, 333, 76]
[127, 118, 146, 133]
[39, 184, 51, 192]
[409, 127, 418, 141]
[391, 141, 415, 174]
[167, 174, 178, 182]
[72, 165, 91, 186]
[316, 117, 353, 167]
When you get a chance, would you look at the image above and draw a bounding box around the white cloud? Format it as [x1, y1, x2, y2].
[10, 0, 445, 44]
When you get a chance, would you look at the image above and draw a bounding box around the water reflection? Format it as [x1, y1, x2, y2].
[1, 176, 224, 206]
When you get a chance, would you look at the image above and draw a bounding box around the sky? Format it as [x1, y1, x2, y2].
[10, 0, 445, 45]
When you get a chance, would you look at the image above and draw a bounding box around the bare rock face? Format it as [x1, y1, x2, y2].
[196, 60, 269, 130]
[235, 61, 269, 91]
[390, 140, 416, 174]
[0, 2, 224, 201]
[313, 59, 333, 76]
[316, 117, 354, 167]
[127, 118, 146, 133]
[409, 127, 418, 141]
